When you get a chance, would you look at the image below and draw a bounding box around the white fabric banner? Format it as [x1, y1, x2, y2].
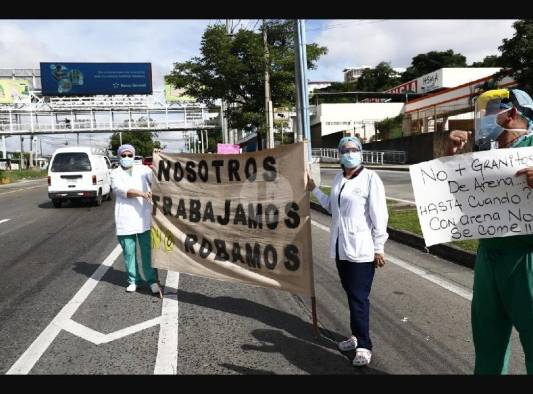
[409, 147, 533, 246]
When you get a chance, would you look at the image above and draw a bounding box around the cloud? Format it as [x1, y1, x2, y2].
[0, 20, 210, 154]
[308, 19, 517, 81]
[0, 20, 211, 89]
[0, 22, 57, 68]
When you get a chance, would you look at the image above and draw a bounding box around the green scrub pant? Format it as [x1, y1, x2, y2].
[117, 230, 157, 286]
[472, 246, 533, 374]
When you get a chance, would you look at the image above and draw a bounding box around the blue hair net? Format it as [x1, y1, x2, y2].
[338, 136, 362, 152]
[117, 144, 135, 156]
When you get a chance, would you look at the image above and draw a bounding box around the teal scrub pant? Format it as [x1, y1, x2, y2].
[117, 230, 157, 286]
[471, 246, 533, 374]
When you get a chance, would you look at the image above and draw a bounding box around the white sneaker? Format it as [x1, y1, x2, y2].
[126, 284, 137, 292]
[150, 283, 161, 294]
[338, 335, 358, 352]
[353, 348, 372, 366]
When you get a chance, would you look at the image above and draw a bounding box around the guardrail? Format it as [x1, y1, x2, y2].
[312, 148, 407, 164]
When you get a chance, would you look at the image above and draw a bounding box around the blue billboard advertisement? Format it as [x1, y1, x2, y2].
[40, 63, 152, 96]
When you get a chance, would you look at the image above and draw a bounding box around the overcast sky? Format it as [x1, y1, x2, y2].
[1, 19, 517, 154]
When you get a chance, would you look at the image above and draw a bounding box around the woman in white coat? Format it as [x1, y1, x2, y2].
[308, 136, 388, 367]
[111, 144, 161, 295]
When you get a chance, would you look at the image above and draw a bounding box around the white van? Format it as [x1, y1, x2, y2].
[48, 146, 112, 208]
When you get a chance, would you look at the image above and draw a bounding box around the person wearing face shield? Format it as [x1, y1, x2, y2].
[110, 144, 161, 296]
[447, 88, 533, 374]
[307, 136, 388, 367]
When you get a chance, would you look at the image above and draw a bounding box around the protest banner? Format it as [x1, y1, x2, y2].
[410, 147, 533, 247]
[150, 142, 315, 297]
[217, 143, 241, 154]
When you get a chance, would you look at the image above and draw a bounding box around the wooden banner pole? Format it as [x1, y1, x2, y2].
[311, 295, 319, 338]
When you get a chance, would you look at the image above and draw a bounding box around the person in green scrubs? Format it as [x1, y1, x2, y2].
[447, 88, 533, 374]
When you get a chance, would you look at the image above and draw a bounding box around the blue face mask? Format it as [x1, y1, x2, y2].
[477, 114, 505, 143]
[340, 152, 362, 168]
[120, 157, 134, 168]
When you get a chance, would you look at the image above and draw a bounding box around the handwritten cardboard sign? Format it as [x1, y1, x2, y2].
[410, 147, 533, 246]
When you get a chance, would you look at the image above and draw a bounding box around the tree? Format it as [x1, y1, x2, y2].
[356, 62, 402, 92]
[401, 50, 467, 82]
[310, 62, 401, 103]
[110, 117, 161, 156]
[497, 20, 533, 92]
[471, 55, 501, 67]
[165, 20, 327, 149]
[311, 81, 358, 104]
[375, 114, 404, 141]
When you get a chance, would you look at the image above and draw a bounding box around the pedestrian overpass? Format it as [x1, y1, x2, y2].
[0, 90, 220, 136]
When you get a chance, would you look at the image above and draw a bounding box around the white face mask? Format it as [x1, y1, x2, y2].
[340, 151, 362, 168]
[120, 157, 134, 168]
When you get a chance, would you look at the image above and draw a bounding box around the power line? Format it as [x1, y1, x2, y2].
[232, 19, 242, 33]
[306, 19, 388, 32]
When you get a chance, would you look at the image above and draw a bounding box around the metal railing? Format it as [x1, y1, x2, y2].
[312, 148, 407, 165]
[0, 119, 218, 135]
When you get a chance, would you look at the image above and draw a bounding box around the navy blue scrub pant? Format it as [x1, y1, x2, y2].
[336, 240, 375, 350]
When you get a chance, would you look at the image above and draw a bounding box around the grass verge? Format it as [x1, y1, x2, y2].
[311, 186, 478, 254]
[0, 169, 48, 184]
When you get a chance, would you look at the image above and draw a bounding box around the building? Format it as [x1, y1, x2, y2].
[308, 81, 337, 93]
[308, 102, 404, 148]
[402, 72, 516, 135]
[386, 67, 501, 95]
[0, 69, 41, 91]
[343, 66, 372, 83]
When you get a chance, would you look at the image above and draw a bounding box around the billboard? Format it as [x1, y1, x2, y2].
[40, 63, 152, 96]
[0, 79, 30, 104]
[164, 84, 195, 103]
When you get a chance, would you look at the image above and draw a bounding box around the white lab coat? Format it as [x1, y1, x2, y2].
[312, 168, 388, 262]
[110, 165, 153, 236]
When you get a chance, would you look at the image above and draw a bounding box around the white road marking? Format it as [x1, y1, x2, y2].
[60, 316, 162, 345]
[310, 220, 472, 301]
[0, 219, 11, 224]
[386, 255, 472, 301]
[0, 185, 44, 196]
[154, 271, 180, 375]
[386, 196, 416, 205]
[6, 245, 123, 375]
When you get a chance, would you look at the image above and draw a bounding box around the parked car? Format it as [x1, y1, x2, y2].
[47, 146, 112, 208]
[142, 156, 153, 166]
[134, 155, 143, 165]
[109, 157, 120, 168]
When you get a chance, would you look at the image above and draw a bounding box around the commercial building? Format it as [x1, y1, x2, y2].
[309, 102, 404, 148]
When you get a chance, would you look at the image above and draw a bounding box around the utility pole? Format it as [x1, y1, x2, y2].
[294, 19, 312, 162]
[19, 136, 24, 171]
[2, 135, 7, 160]
[219, 19, 232, 145]
[263, 19, 275, 149]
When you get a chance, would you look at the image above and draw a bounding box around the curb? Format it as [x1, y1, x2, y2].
[0, 177, 47, 187]
[310, 201, 476, 269]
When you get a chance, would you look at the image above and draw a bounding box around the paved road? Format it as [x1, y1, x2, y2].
[0, 179, 527, 374]
[321, 168, 415, 203]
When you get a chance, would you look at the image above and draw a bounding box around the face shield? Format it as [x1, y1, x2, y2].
[474, 89, 511, 150]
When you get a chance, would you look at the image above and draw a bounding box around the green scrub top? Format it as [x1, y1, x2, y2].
[478, 134, 533, 251]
